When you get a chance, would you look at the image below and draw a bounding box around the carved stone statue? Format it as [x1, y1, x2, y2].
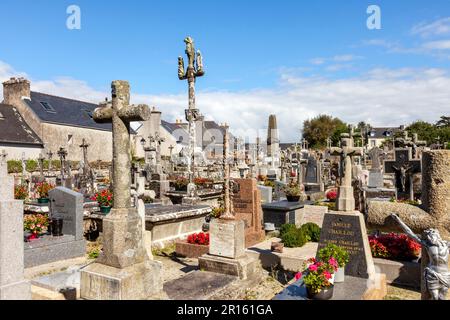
[391, 213, 450, 300]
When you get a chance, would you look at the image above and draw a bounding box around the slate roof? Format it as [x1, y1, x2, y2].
[24, 92, 112, 132]
[368, 127, 402, 139]
[0, 104, 43, 146]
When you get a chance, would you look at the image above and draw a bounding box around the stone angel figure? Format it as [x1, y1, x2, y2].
[391, 213, 450, 300]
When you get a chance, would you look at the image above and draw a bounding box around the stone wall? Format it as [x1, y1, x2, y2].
[41, 123, 113, 162]
[0, 144, 44, 160]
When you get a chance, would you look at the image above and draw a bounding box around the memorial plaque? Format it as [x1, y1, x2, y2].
[317, 212, 372, 279]
[209, 220, 245, 259]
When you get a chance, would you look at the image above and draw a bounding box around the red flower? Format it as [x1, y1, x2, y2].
[295, 272, 302, 280]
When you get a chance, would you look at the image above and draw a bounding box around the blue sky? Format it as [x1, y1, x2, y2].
[1, 0, 450, 141]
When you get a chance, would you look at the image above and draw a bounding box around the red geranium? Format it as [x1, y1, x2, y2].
[368, 233, 421, 261]
[187, 232, 210, 246]
[91, 189, 113, 207]
[326, 189, 337, 202]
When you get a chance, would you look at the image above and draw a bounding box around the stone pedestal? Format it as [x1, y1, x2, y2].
[336, 186, 355, 212]
[0, 167, 31, 300]
[80, 260, 162, 300]
[80, 208, 163, 300]
[198, 219, 258, 280]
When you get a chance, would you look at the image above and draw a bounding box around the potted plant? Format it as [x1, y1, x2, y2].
[318, 243, 349, 283]
[24, 214, 49, 241]
[35, 182, 55, 203]
[91, 189, 113, 214]
[14, 185, 28, 201]
[176, 232, 210, 258]
[173, 176, 189, 191]
[296, 257, 336, 300]
[326, 189, 338, 202]
[283, 181, 303, 202]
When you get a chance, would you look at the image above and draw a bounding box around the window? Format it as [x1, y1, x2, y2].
[40, 102, 56, 113]
[68, 134, 73, 146]
[370, 131, 376, 137]
[385, 131, 392, 137]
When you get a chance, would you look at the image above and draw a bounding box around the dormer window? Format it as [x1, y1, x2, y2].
[40, 101, 56, 113]
[370, 131, 376, 137]
[385, 131, 392, 137]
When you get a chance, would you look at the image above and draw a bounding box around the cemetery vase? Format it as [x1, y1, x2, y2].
[27, 233, 39, 241]
[100, 206, 112, 214]
[286, 195, 300, 202]
[334, 267, 345, 283]
[306, 285, 334, 300]
[51, 217, 64, 236]
[38, 197, 50, 204]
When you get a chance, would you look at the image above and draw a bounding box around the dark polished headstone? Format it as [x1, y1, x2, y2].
[317, 211, 375, 279]
[262, 200, 313, 228]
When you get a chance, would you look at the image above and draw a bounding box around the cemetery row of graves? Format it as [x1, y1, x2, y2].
[0, 37, 449, 301]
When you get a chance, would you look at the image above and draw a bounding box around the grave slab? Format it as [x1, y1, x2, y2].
[262, 200, 313, 228]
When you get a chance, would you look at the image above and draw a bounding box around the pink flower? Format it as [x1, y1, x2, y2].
[323, 271, 332, 280]
[295, 272, 302, 280]
[309, 264, 318, 272]
[329, 257, 338, 269]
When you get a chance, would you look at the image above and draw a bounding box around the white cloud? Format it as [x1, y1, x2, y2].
[422, 40, 450, 50]
[412, 17, 450, 38]
[309, 54, 361, 66]
[1, 60, 449, 143]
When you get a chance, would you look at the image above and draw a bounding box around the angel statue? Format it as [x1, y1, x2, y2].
[391, 213, 450, 300]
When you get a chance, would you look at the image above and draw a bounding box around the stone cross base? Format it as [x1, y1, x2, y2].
[96, 208, 149, 268]
[336, 186, 356, 212]
[198, 219, 260, 280]
[80, 260, 163, 300]
[209, 220, 245, 259]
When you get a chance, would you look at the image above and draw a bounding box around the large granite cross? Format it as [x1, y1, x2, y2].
[384, 148, 421, 200]
[93, 80, 151, 209]
[330, 133, 363, 211]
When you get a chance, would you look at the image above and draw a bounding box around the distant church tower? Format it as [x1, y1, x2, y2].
[267, 114, 280, 157]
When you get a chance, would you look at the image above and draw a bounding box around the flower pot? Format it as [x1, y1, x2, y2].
[100, 206, 112, 214]
[27, 233, 39, 241]
[38, 198, 50, 204]
[51, 217, 63, 236]
[306, 285, 334, 300]
[286, 195, 300, 202]
[334, 267, 345, 283]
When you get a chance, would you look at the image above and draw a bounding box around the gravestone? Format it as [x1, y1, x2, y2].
[261, 200, 313, 228]
[232, 179, 265, 247]
[257, 185, 273, 204]
[368, 147, 384, 188]
[0, 150, 31, 300]
[24, 187, 86, 267]
[384, 148, 421, 200]
[317, 212, 375, 278]
[305, 156, 318, 184]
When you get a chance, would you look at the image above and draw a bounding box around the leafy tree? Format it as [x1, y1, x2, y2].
[436, 115, 450, 128]
[302, 115, 348, 149]
[406, 121, 436, 144]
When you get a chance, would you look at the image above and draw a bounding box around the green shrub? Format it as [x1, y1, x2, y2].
[281, 228, 307, 248]
[301, 223, 321, 242]
[25, 160, 38, 172]
[7, 160, 22, 173]
[280, 224, 297, 237]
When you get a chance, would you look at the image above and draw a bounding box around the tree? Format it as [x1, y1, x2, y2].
[436, 115, 450, 128]
[406, 121, 437, 145]
[302, 115, 347, 149]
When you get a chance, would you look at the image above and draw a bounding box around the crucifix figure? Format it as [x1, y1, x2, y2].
[384, 148, 421, 200]
[330, 133, 363, 211]
[178, 36, 205, 201]
[391, 214, 450, 300]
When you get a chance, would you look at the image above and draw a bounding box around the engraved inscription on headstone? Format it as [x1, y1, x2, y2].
[317, 214, 369, 278]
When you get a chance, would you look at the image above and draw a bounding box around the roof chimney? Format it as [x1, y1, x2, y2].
[2, 77, 31, 106]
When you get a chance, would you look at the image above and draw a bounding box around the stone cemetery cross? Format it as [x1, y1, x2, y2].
[93, 81, 151, 210]
[330, 133, 363, 211]
[81, 81, 161, 300]
[47, 150, 53, 173]
[221, 124, 235, 220]
[79, 138, 90, 176]
[38, 153, 45, 179]
[178, 36, 205, 196]
[384, 148, 421, 200]
[21, 152, 26, 183]
[57, 147, 67, 183]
